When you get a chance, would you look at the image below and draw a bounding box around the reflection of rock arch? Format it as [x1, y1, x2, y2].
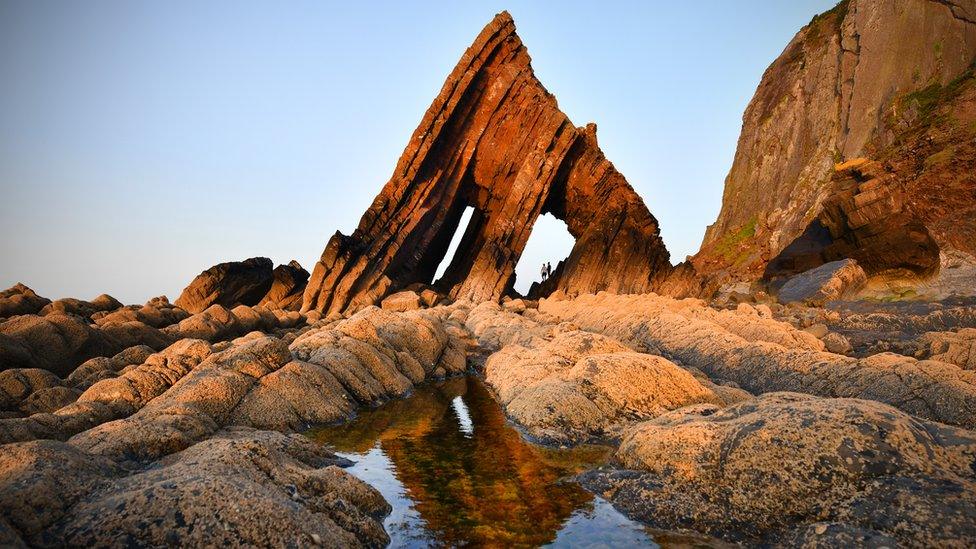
[378, 378, 593, 546]
[302, 12, 671, 315]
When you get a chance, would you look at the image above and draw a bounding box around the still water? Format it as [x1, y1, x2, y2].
[306, 377, 675, 548]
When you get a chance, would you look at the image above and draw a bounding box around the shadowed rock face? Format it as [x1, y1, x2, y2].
[302, 12, 671, 315]
[175, 257, 274, 314]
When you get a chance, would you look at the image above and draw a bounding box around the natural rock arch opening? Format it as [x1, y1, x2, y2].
[301, 13, 673, 315]
[513, 213, 574, 297]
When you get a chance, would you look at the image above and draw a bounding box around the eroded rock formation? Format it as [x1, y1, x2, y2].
[582, 393, 976, 546]
[302, 12, 671, 315]
[695, 0, 976, 290]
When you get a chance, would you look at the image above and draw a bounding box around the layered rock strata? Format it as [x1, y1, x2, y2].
[696, 0, 976, 288]
[302, 12, 671, 315]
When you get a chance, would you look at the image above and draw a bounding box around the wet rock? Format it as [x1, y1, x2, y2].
[580, 393, 976, 546]
[0, 284, 50, 318]
[777, 259, 867, 306]
[175, 257, 274, 314]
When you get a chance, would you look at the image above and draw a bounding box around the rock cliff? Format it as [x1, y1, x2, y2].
[301, 12, 672, 315]
[696, 0, 976, 291]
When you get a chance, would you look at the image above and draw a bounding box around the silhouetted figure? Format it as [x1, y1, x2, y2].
[540, 263, 548, 281]
[546, 262, 552, 280]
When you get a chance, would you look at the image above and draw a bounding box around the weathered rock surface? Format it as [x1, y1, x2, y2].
[581, 393, 976, 546]
[0, 302, 475, 546]
[540, 292, 976, 428]
[302, 12, 671, 315]
[777, 259, 867, 305]
[484, 330, 741, 444]
[175, 257, 275, 314]
[0, 313, 170, 378]
[920, 327, 976, 370]
[258, 260, 309, 311]
[0, 427, 389, 547]
[380, 290, 422, 312]
[0, 306, 466, 446]
[696, 0, 976, 288]
[0, 284, 50, 318]
[39, 294, 123, 318]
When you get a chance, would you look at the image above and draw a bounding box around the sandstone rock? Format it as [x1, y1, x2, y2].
[258, 260, 309, 311]
[20, 386, 81, 415]
[822, 331, 853, 355]
[302, 12, 671, 315]
[0, 369, 61, 412]
[777, 259, 867, 306]
[581, 393, 976, 546]
[0, 284, 50, 318]
[0, 304, 467, 447]
[0, 314, 123, 377]
[66, 345, 155, 390]
[175, 257, 274, 314]
[502, 298, 527, 313]
[920, 327, 976, 370]
[0, 428, 389, 547]
[40, 295, 123, 319]
[380, 291, 421, 312]
[474, 304, 745, 443]
[166, 304, 241, 341]
[419, 288, 441, 307]
[92, 299, 189, 328]
[541, 292, 976, 428]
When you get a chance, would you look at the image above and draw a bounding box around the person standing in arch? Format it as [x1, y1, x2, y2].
[546, 262, 553, 281]
[540, 262, 548, 281]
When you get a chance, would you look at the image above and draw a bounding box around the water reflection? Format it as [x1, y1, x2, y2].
[306, 377, 659, 547]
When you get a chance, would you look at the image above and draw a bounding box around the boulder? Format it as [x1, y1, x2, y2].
[920, 328, 976, 370]
[380, 291, 421, 312]
[581, 393, 976, 546]
[481, 313, 735, 443]
[777, 259, 867, 306]
[175, 257, 274, 314]
[40, 295, 123, 319]
[0, 315, 117, 377]
[258, 260, 309, 311]
[0, 284, 50, 318]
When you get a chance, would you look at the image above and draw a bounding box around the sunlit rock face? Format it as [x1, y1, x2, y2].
[301, 12, 673, 316]
[695, 0, 976, 290]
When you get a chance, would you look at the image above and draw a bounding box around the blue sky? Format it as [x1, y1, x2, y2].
[0, 0, 836, 303]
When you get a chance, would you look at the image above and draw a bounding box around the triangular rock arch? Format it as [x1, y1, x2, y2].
[303, 12, 673, 314]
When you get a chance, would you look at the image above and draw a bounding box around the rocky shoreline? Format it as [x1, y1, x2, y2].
[3, 280, 976, 546]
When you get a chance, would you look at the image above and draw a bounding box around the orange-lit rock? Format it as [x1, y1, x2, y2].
[302, 12, 671, 315]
